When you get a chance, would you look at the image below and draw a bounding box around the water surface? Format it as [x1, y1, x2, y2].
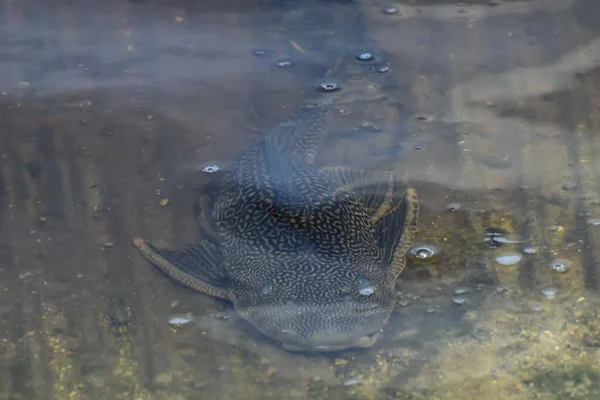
[2, 0, 600, 399]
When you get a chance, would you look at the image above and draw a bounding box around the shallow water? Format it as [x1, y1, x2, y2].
[2, 0, 600, 399]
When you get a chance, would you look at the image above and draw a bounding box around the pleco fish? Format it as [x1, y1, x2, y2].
[133, 103, 419, 352]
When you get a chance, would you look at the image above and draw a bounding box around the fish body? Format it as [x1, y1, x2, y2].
[133, 104, 418, 352]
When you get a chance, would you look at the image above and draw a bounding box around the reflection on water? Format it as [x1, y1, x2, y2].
[2, 0, 600, 398]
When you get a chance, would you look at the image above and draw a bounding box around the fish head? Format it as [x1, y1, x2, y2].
[229, 255, 396, 352]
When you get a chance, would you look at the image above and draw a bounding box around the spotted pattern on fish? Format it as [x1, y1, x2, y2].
[133, 103, 419, 352]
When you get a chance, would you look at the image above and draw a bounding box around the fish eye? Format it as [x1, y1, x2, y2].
[357, 277, 375, 297]
[359, 285, 375, 296]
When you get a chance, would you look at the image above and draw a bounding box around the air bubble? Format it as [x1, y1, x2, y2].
[454, 286, 470, 295]
[277, 60, 292, 68]
[408, 244, 440, 264]
[522, 247, 537, 255]
[317, 80, 341, 93]
[168, 315, 193, 328]
[201, 164, 221, 174]
[356, 52, 375, 62]
[483, 229, 523, 247]
[382, 6, 399, 15]
[541, 288, 558, 300]
[376, 65, 390, 73]
[452, 296, 466, 305]
[447, 203, 460, 212]
[495, 253, 522, 266]
[550, 260, 569, 273]
[344, 377, 362, 386]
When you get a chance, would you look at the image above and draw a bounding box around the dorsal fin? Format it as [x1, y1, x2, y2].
[263, 104, 331, 163]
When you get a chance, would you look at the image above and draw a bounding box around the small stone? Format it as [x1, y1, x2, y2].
[146, 114, 154, 121]
[159, 198, 170, 207]
[102, 241, 115, 249]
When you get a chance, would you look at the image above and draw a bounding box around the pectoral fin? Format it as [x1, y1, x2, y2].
[319, 166, 393, 219]
[374, 188, 419, 280]
[132, 238, 230, 300]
